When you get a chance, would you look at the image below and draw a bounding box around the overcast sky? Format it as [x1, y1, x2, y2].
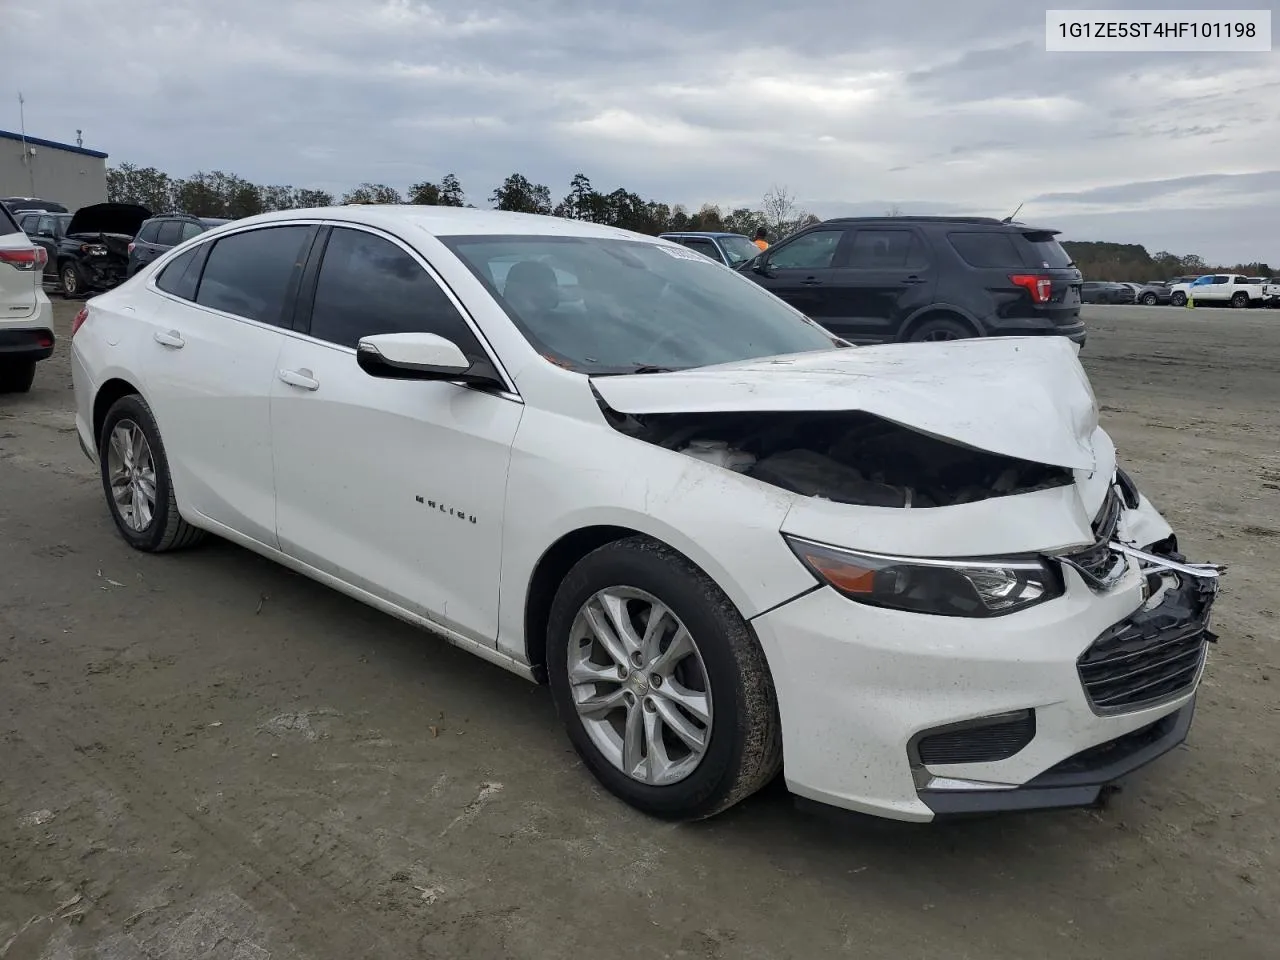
[8, 0, 1278, 263]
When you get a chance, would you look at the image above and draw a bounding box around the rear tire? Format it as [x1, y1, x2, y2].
[546, 536, 782, 820]
[908, 316, 973, 342]
[1171, 291, 1187, 306]
[1141, 293, 1157, 305]
[98, 393, 207, 553]
[60, 262, 85, 298]
[0, 359, 36, 394]
[1231, 292, 1249, 309]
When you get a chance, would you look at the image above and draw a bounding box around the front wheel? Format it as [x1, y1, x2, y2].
[61, 262, 85, 297]
[547, 537, 782, 820]
[1231, 292, 1249, 309]
[1171, 291, 1187, 306]
[0, 359, 36, 394]
[1141, 293, 1157, 305]
[98, 394, 206, 552]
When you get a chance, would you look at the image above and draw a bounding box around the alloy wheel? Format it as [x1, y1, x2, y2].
[106, 420, 158, 532]
[567, 587, 713, 786]
[62, 267, 78, 296]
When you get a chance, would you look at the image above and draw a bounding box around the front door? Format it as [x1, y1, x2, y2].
[271, 225, 523, 644]
[749, 228, 848, 323]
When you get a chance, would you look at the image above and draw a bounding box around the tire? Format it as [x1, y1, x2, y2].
[1141, 293, 1157, 305]
[1231, 292, 1249, 309]
[98, 393, 206, 553]
[1171, 291, 1187, 307]
[60, 262, 85, 297]
[546, 536, 782, 820]
[0, 359, 36, 394]
[908, 316, 973, 342]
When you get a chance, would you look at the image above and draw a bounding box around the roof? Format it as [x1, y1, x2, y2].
[230, 205, 659, 240]
[0, 129, 108, 159]
[658, 231, 751, 239]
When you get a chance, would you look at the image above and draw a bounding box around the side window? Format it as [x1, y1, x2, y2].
[947, 231, 1020, 268]
[18, 215, 37, 233]
[180, 221, 203, 241]
[155, 221, 183, 246]
[848, 230, 923, 269]
[154, 245, 204, 300]
[136, 221, 162, 244]
[307, 227, 485, 357]
[1211, 276, 1228, 285]
[195, 226, 313, 325]
[683, 238, 722, 261]
[767, 230, 844, 270]
[37, 216, 55, 237]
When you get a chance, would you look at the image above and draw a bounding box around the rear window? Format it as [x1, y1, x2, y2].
[947, 231, 1021, 268]
[1020, 231, 1073, 268]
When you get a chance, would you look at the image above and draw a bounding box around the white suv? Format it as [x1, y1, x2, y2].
[0, 202, 55, 393]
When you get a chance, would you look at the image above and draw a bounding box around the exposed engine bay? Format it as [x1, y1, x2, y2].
[604, 408, 1074, 508]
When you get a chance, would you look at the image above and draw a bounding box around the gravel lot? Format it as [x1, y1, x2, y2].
[2, 301, 1277, 959]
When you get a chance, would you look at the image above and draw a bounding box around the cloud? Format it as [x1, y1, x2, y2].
[5, 0, 1278, 261]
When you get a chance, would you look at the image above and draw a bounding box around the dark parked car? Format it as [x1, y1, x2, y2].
[1126, 281, 1173, 305]
[657, 231, 759, 268]
[31, 203, 151, 296]
[2, 196, 68, 215]
[1080, 281, 1136, 305]
[736, 215, 1084, 344]
[127, 213, 230, 276]
[16, 210, 74, 288]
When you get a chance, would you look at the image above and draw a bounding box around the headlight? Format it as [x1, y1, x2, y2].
[784, 536, 1063, 618]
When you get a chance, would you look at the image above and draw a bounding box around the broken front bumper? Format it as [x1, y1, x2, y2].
[751, 496, 1222, 822]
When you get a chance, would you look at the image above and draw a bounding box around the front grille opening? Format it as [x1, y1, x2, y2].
[917, 711, 1036, 765]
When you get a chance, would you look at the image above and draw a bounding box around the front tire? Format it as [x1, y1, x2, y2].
[0, 359, 36, 394]
[61, 262, 85, 297]
[1141, 293, 1157, 305]
[547, 537, 782, 820]
[98, 394, 206, 552]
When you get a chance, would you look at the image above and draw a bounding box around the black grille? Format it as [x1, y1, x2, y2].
[1078, 573, 1216, 713]
[1093, 487, 1123, 541]
[917, 711, 1036, 764]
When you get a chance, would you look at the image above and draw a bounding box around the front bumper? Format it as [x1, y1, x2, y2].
[751, 499, 1219, 822]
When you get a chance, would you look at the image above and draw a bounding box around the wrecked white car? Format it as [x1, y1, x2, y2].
[70, 207, 1223, 822]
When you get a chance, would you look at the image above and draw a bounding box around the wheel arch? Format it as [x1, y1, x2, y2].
[899, 305, 984, 341]
[93, 376, 145, 448]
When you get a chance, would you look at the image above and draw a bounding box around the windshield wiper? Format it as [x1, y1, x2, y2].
[630, 365, 676, 374]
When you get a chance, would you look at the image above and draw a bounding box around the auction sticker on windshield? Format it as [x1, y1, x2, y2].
[658, 245, 713, 262]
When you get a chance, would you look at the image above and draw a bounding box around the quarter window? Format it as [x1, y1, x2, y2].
[195, 226, 314, 326]
[154, 246, 204, 300]
[136, 221, 162, 244]
[307, 227, 484, 357]
[768, 230, 844, 270]
[180, 221, 203, 241]
[155, 221, 183, 246]
[947, 232, 1021, 268]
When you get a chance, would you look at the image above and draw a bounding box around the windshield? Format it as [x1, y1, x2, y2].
[440, 234, 843, 374]
[718, 235, 760, 265]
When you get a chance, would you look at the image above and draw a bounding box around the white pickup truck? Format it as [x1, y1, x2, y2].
[1262, 277, 1280, 307]
[1169, 274, 1268, 308]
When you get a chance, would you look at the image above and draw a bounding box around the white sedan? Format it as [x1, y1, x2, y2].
[70, 206, 1223, 822]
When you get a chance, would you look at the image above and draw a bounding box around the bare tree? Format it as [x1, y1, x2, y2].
[761, 184, 797, 233]
[884, 204, 903, 217]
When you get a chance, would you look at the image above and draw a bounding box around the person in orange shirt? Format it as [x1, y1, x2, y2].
[753, 227, 769, 251]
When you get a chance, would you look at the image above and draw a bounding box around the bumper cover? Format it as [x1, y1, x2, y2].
[0, 327, 55, 362]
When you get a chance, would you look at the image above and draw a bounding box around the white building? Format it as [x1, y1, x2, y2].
[0, 129, 108, 212]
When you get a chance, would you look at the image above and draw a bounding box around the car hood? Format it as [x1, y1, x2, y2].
[66, 203, 152, 238]
[591, 336, 1100, 471]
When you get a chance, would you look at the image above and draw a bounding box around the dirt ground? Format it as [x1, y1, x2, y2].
[1, 300, 1276, 959]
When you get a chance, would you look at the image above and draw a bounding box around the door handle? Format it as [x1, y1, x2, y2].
[800, 278, 823, 286]
[902, 276, 927, 284]
[153, 329, 185, 348]
[278, 368, 319, 391]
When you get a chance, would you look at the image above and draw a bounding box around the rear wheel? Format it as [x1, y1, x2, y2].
[908, 316, 973, 342]
[547, 537, 781, 820]
[1141, 293, 1157, 305]
[98, 394, 206, 552]
[0, 359, 36, 394]
[60, 262, 85, 297]
[1231, 292, 1249, 309]
[1171, 291, 1187, 306]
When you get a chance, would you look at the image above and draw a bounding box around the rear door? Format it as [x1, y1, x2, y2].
[142, 224, 317, 545]
[0, 206, 39, 320]
[823, 227, 934, 342]
[748, 227, 848, 321]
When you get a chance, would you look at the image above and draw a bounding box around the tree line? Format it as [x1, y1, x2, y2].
[105, 164, 818, 240]
[104, 164, 1269, 277]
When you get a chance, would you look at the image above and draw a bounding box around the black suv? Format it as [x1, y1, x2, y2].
[127, 214, 230, 277]
[739, 216, 1085, 345]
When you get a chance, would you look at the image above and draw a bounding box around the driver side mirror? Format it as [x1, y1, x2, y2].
[356, 332, 502, 388]
[752, 255, 773, 277]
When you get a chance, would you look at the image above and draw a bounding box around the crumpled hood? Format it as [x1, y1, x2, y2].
[592, 336, 1099, 471]
[66, 203, 152, 238]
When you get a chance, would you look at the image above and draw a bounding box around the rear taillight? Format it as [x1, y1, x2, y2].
[0, 247, 47, 271]
[71, 307, 89, 337]
[1010, 274, 1052, 304]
